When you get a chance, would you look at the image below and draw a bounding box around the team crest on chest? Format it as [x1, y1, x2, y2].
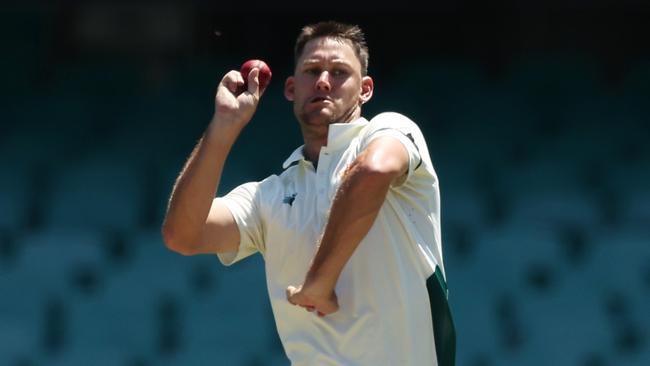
[283, 193, 298, 206]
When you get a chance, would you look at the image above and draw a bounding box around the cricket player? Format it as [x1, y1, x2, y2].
[163, 20, 455, 365]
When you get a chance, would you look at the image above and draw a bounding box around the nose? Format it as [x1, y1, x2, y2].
[315, 71, 331, 91]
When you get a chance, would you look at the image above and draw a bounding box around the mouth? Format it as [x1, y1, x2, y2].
[309, 96, 332, 104]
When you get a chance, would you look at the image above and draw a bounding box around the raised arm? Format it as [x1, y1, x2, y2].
[287, 135, 410, 315]
[162, 68, 262, 256]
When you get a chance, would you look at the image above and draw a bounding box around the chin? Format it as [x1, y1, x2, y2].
[301, 110, 338, 126]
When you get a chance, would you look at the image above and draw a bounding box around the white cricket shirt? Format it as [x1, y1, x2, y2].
[217, 112, 445, 365]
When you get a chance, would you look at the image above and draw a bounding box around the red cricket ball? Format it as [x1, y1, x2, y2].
[240, 59, 272, 92]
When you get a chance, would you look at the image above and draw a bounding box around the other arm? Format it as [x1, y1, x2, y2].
[286, 136, 409, 315]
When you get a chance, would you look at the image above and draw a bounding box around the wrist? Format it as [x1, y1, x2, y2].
[304, 267, 338, 294]
[211, 108, 251, 129]
[206, 117, 242, 145]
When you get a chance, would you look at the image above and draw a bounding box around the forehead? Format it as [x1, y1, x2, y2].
[299, 37, 359, 66]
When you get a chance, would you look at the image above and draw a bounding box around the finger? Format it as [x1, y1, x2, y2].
[222, 69, 245, 85]
[247, 67, 260, 97]
[224, 81, 243, 94]
[221, 70, 245, 94]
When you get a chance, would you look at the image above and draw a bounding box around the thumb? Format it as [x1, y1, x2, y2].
[286, 285, 299, 305]
[247, 67, 260, 98]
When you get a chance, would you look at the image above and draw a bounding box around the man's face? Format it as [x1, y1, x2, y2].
[285, 37, 373, 128]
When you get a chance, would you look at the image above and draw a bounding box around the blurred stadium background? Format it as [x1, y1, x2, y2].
[1, 1, 649, 365]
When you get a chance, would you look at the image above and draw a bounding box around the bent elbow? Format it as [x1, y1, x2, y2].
[369, 158, 404, 177]
[161, 223, 197, 256]
[355, 155, 405, 182]
[355, 136, 410, 180]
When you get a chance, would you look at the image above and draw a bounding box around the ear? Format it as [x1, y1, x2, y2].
[359, 76, 374, 105]
[284, 76, 295, 101]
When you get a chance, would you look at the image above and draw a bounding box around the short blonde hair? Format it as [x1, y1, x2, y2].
[294, 21, 369, 76]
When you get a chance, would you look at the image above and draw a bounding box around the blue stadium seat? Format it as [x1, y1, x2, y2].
[0, 317, 39, 366]
[375, 61, 485, 127]
[544, 97, 623, 165]
[441, 187, 488, 230]
[517, 278, 612, 366]
[65, 277, 160, 357]
[181, 253, 274, 350]
[619, 191, 650, 229]
[501, 154, 589, 194]
[508, 190, 602, 229]
[586, 228, 650, 311]
[610, 165, 650, 229]
[62, 229, 271, 360]
[0, 229, 108, 362]
[36, 346, 128, 366]
[443, 89, 534, 145]
[105, 94, 209, 163]
[155, 346, 251, 366]
[476, 225, 567, 295]
[502, 156, 602, 229]
[0, 164, 32, 231]
[8, 229, 107, 296]
[447, 256, 501, 366]
[447, 225, 567, 365]
[43, 156, 144, 231]
[514, 227, 650, 366]
[434, 154, 484, 193]
[61, 230, 188, 357]
[8, 94, 102, 163]
[115, 229, 196, 297]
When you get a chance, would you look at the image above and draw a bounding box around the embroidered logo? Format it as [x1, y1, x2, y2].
[283, 193, 297, 206]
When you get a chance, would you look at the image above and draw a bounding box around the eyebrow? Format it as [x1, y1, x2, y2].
[301, 59, 353, 67]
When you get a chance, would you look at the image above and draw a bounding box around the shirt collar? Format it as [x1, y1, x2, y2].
[282, 117, 369, 169]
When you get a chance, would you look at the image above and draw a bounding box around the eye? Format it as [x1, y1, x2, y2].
[331, 68, 348, 77]
[304, 67, 321, 76]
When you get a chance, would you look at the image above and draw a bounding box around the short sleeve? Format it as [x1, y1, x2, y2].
[360, 112, 423, 185]
[216, 182, 264, 266]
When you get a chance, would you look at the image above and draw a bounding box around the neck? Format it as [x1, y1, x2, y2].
[301, 126, 328, 165]
[299, 107, 361, 165]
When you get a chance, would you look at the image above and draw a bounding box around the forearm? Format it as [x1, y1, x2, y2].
[162, 120, 240, 245]
[305, 160, 394, 291]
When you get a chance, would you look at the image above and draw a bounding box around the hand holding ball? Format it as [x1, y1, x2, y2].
[240, 59, 272, 93]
